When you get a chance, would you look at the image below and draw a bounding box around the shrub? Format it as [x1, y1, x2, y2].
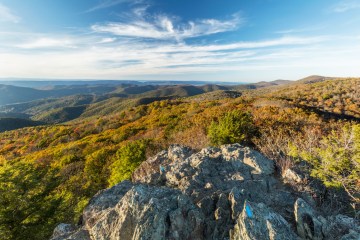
[0, 162, 60, 240]
[289, 124, 360, 205]
[84, 148, 115, 188]
[108, 140, 149, 187]
[311, 124, 360, 202]
[208, 110, 257, 146]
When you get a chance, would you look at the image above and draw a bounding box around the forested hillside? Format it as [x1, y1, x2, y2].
[0, 84, 118, 106]
[0, 84, 234, 124]
[0, 78, 359, 239]
[271, 78, 360, 118]
[0, 118, 43, 132]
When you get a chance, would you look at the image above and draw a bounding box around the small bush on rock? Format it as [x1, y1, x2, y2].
[208, 110, 257, 146]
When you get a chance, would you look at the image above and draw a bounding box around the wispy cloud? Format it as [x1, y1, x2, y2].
[98, 37, 117, 44]
[275, 25, 323, 34]
[171, 36, 327, 52]
[331, 0, 360, 12]
[0, 3, 20, 23]
[16, 37, 76, 49]
[0, 32, 336, 81]
[92, 9, 243, 41]
[86, 0, 143, 13]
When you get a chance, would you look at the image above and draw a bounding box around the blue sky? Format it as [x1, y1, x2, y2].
[0, 0, 359, 82]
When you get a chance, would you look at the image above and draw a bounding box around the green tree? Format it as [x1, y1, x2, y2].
[0, 162, 61, 240]
[108, 140, 148, 187]
[208, 110, 257, 146]
[311, 124, 360, 202]
[288, 124, 360, 205]
[84, 148, 115, 189]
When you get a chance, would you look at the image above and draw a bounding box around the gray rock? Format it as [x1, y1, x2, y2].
[283, 168, 303, 183]
[294, 198, 360, 240]
[51, 224, 76, 239]
[242, 146, 274, 175]
[131, 150, 168, 185]
[229, 187, 246, 220]
[58, 184, 205, 240]
[132, 145, 193, 185]
[230, 201, 298, 240]
[51, 224, 90, 240]
[323, 214, 360, 240]
[82, 180, 133, 229]
[294, 198, 324, 240]
[341, 230, 360, 240]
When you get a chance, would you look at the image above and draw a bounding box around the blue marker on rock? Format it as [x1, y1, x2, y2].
[245, 204, 253, 218]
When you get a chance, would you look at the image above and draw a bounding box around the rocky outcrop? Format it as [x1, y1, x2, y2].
[86, 184, 204, 240]
[51, 144, 359, 240]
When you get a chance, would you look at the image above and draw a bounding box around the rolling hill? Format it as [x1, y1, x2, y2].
[0, 84, 235, 124]
[1, 76, 357, 126]
[0, 118, 43, 132]
[0, 84, 48, 105]
[0, 84, 119, 106]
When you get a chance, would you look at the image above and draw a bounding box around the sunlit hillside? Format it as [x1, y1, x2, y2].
[0, 78, 359, 239]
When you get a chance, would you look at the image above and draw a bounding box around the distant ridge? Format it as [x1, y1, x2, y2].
[297, 75, 331, 84]
[0, 79, 246, 88]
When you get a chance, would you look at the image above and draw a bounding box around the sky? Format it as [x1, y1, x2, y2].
[0, 0, 359, 82]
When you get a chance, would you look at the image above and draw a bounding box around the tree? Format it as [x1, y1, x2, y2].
[288, 124, 360, 207]
[84, 148, 115, 189]
[0, 162, 61, 240]
[208, 110, 257, 146]
[311, 124, 360, 203]
[108, 140, 149, 187]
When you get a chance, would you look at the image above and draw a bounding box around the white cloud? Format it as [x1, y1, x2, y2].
[98, 37, 117, 43]
[0, 32, 343, 81]
[3, 43, 359, 81]
[16, 38, 76, 49]
[275, 25, 324, 34]
[331, 0, 360, 12]
[92, 10, 243, 41]
[86, 0, 143, 13]
[163, 36, 327, 52]
[0, 3, 20, 23]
